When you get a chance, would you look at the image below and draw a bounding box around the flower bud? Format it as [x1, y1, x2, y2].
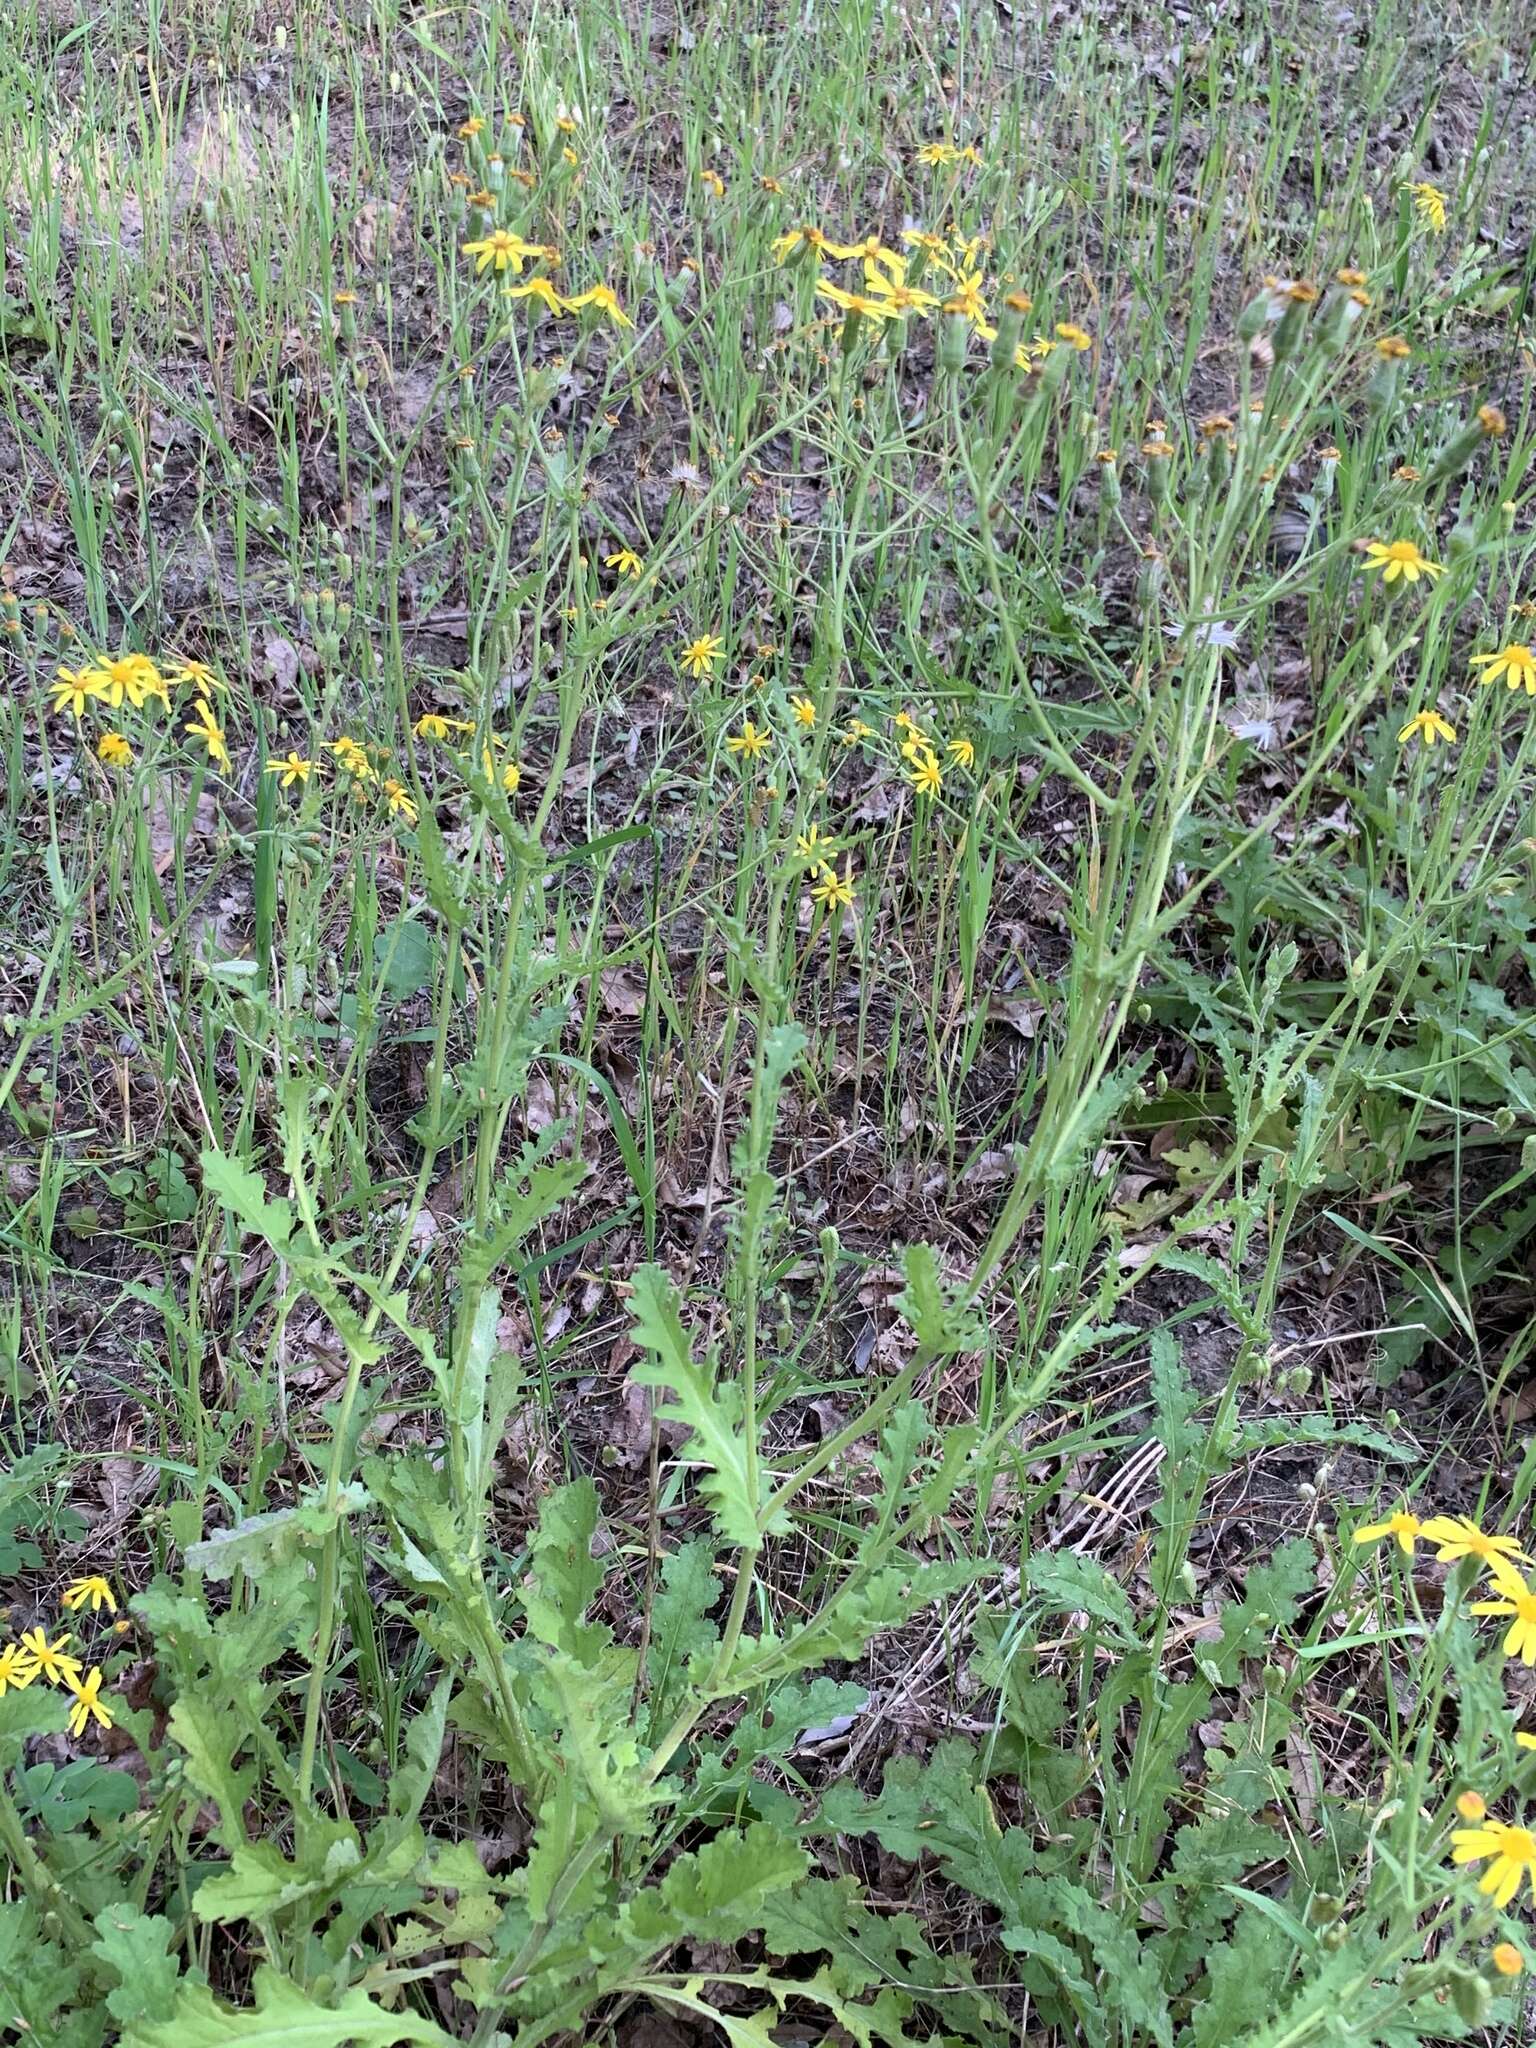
[1236, 283, 1274, 342]
[1142, 438, 1175, 510]
[1095, 447, 1121, 509]
[1366, 335, 1411, 416]
[1273, 281, 1318, 362]
[989, 290, 1032, 370]
[1428, 404, 1505, 486]
[937, 312, 970, 376]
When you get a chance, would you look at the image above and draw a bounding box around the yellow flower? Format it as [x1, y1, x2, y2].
[554, 100, 582, 133]
[500, 758, 523, 794]
[1055, 322, 1093, 351]
[463, 229, 542, 274]
[794, 824, 839, 862]
[810, 862, 856, 911]
[819, 233, 901, 264]
[65, 1666, 113, 1737]
[1420, 1515, 1526, 1568]
[946, 735, 975, 770]
[859, 253, 940, 316]
[1352, 1507, 1422, 1555]
[414, 712, 474, 740]
[1375, 335, 1411, 360]
[1396, 709, 1457, 748]
[1473, 1563, 1536, 1663]
[265, 751, 314, 788]
[842, 717, 874, 745]
[1518, 1731, 1536, 1752]
[1492, 1942, 1525, 1978]
[1452, 1817, 1536, 1909]
[96, 732, 133, 770]
[562, 146, 580, 167]
[329, 736, 372, 779]
[1405, 180, 1447, 232]
[790, 695, 817, 729]
[382, 778, 419, 823]
[61, 1576, 117, 1614]
[168, 657, 222, 692]
[681, 633, 725, 679]
[565, 282, 633, 328]
[49, 667, 102, 717]
[184, 699, 230, 769]
[942, 271, 989, 328]
[908, 749, 943, 798]
[605, 547, 644, 578]
[917, 141, 960, 166]
[901, 229, 949, 256]
[1471, 642, 1536, 693]
[816, 281, 899, 322]
[18, 1629, 82, 1689]
[1361, 538, 1442, 585]
[457, 116, 485, 140]
[0, 1643, 37, 1696]
[505, 277, 566, 314]
[700, 168, 725, 197]
[726, 720, 770, 760]
[1458, 1791, 1488, 1822]
[89, 653, 163, 710]
[771, 224, 833, 263]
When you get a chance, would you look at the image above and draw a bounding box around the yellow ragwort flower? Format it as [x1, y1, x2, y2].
[61, 1576, 117, 1614]
[18, 1629, 82, 1689]
[1362, 538, 1442, 586]
[790, 695, 817, 729]
[414, 713, 474, 741]
[266, 752, 314, 788]
[382, 778, 419, 824]
[184, 699, 230, 770]
[860, 252, 940, 316]
[1457, 1790, 1488, 1822]
[947, 735, 975, 771]
[167, 657, 223, 692]
[1471, 643, 1536, 694]
[1352, 1506, 1422, 1555]
[726, 720, 770, 760]
[1397, 709, 1457, 749]
[65, 1666, 113, 1737]
[457, 116, 486, 140]
[700, 168, 725, 198]
[0, 1643, 38, 1696]
[463, 229, 542, 274]
[681, 633, 725, 679]
[909, 749, 943, 798]
[794, 824, 839, 862]
[816, 281, 898, 322]
[1420, 1516, 1527, 1569]
[842, 717, 874, 745]
[1405, 181, 1448, 232]
[605, 547, 644, 578]
[500, 759, 523, 795]
[91, 653, 164, 710]
[1492, 1942, 1525, 1978]
[329, 736, 372, 778]
[49, 668, 101, 718]
[505, 277, 565, 315]
[810, 862, 856, 911]
[1055, 322, 1093, 351]
[917, 141, 961, 166]
[565, 283, 633, 328]
[96, 732, 133, 770]
[1473, 1562, 1536, 1663]
[1452, 1817, 1536, 1909]
[771, 224, 833, 263]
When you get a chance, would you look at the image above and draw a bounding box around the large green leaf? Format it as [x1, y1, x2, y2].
[125, 1968, 454, 2048]
[627, 1264, 761, 1546]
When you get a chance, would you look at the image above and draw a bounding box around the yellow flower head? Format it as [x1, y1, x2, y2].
[168, 657, 223, 693]
[816, 281, 898, 322]
[463, 229, 543, 275]
[329, 736, 372, 779]
[700, 168, 725, 198]
[726, 719, 770, 760]
[771, 224, 832, 263]
[457, 116, 486, 140]
[1457, 1790, 1488, 1822]
[1452, 1817, 1536, 1909]
[414, 712, 474, 741]
[1405, 180, 1448, 232]
[61, 1575, 117, 1614]
[500, 758, 524, 795]
[946, 735, 975, 771]
[1361, 538, 1442, 586]
[1420, 1515, 1526, 1568]
[810, 861, 856, 911]
[96, 732, 134, 770]
[942, 270, 989, 328]
[842, 717, 874, 746]
[184, 698, 231, 769]
[49, 667, 103, 718]
[1375, 335, 1412, 360]
[789, 695, 817, 729]
[605, 547, 644, 578]
[681, 633, 725, 679]
[908, 748, 943, 798]
[859, 254, 940, 315]
[917, 141, 961, 166]
[18, 1629, 82, 1689]
[505, 277, 566, 315]
[1470, 643, 1536, 694]
[1493, 1942, 1525, 1978]
[91, 653, 164, 710]
[0, 1643, 38, 1696]
[266, 751, 314, 788]
[1353, 1506, 1421, 1554]
[795, 824, 839, 862]
[1396, 709, 1456, 749]
[1054, 322, 1093, 351]
[382, 778, 419, 824]
[1474, 1560, 1536, 1660]
[65, 1666, 113, 1737]
[565, 282, 633, 328]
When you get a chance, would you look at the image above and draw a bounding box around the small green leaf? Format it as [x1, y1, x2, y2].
[628, 1265, 762, 1546]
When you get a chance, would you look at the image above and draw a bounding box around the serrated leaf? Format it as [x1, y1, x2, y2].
[166, 1698, 257, 1853]
[199, 1150, 295, 1251]
[624, 1823, 808, 1946]
[521, 1479, 610, 1663]
[646, 1540, 721, 1722]
[729, 1560, 990, 1687]
[186, 1484, 371, 1584]
[628, 1265, 761, 1546]
[1026, 1550, 1139, 1644]
[123, 1965, 455, 2047]
[892, 1243, 986, 1354]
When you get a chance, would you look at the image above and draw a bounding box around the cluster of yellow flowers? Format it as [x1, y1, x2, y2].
[0, 1576, 117, 1738]
[1353, 544, 1533, 754]
[461, 230, 632, 329]
[1356, 1506, 1536, 1907]
[772, 222, 1090, 362]
[45, 649, 230, 773]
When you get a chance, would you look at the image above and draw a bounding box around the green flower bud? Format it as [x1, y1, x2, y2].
[1095, 448, 1121, 508]
[1272, 282, 1319, 362]
[937, 313, 970, 377]
[1428, 404, 1507, 487]
[989, 290, 1032, 370]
